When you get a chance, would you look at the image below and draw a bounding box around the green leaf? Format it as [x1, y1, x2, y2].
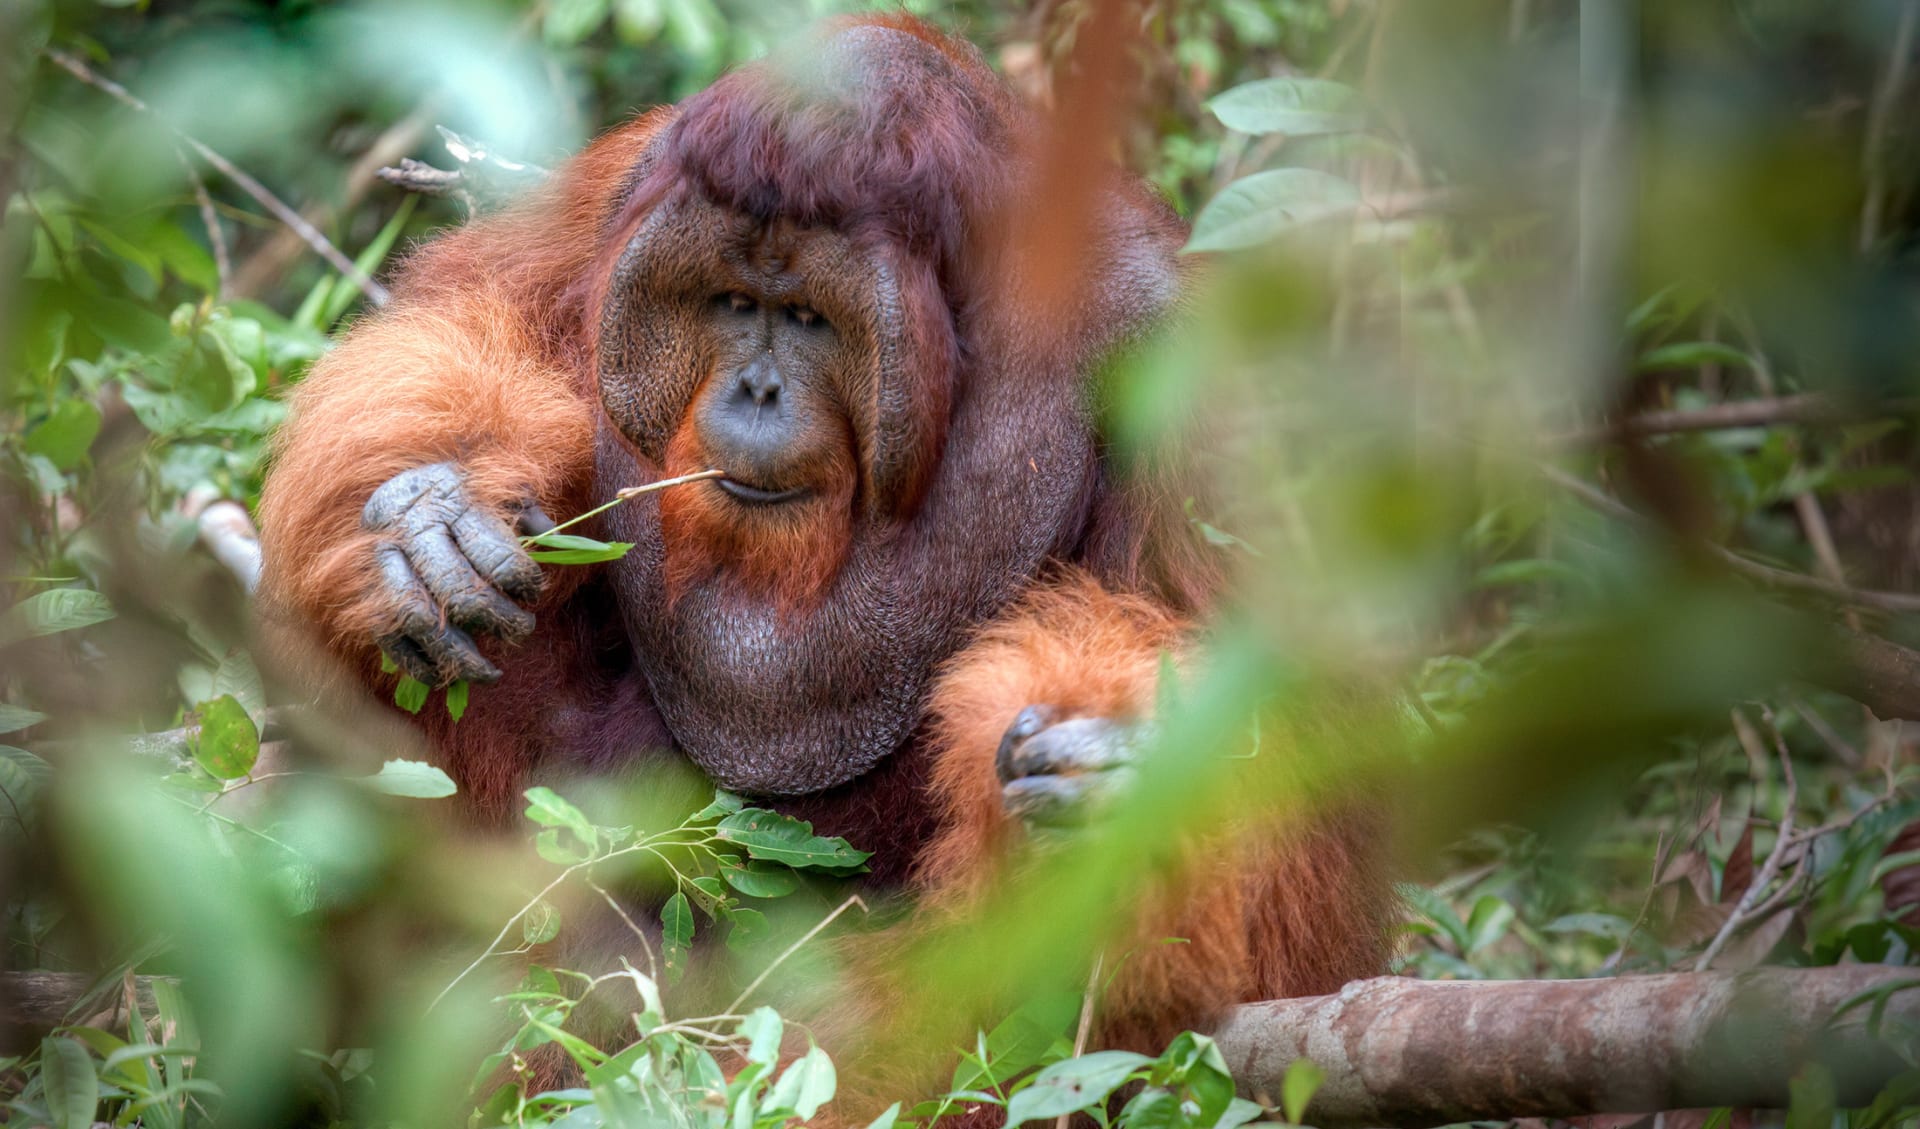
[1397, 884, 1469, 951]
[690, 790, 746, 822]
[1636, 341, 1753, 372]
[393, 675, 429, 715]
[766, 1044, 836, 1120]
[545, 0, 610, 45]
[361, 759, 458, 798]
[1207, 77, 1363, 136]
[1282, 1058, 1324, 1125]
[0, 588, 113, 647]
[210, 649, 266, 717]
[1004, 1051, 1151, 1125]
[193, 694, 258, 780]
[320, 196, 417, 328]
[534, 828, 589, 864]
[446, 678, 470, 722]
[526, 539, 636, 565]
[0, 746, 49, 819]
[524, 786, 599, 852]
[23, 399, 102, 471]
[716, 809, 871, 871]
[1118, 1087, 1182, 1129]
[613, 0, 666, 41]
[724, 906, 769, 951]
[740, 1005, 783, 1067]
[661, 891, 693, 983]
[863, 1102, 902, 1129]
[721, 860, 801, 899]
[1183, 169, 1361, 254]
[1214, 1097, 1265, 1129]
[523, 899, 562, 945]
[0, 703, 47, 735]
[1465, 895, 1517, 953]
[40, 1035, 98, 1129]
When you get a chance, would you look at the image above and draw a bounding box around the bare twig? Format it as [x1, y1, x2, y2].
[232, 103, 438, 298]
[1790, 695, 1862, 767]
[1055, 952, 1107, 1129]
[588, 879, 660, 984]
[724, 895, 868, 1017]
[1696, 708, 1798, 971]
[1860, 0, 1920, 251]
[1556, 393, 1920, 444]
[378, 126, 550, 216]
[179, 151, 231, 300]
[1540, 464, 1920, 614]
[43, 47, 390, 306]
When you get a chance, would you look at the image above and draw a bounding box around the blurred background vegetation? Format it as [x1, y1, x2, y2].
[6, 0, 1920, 1126]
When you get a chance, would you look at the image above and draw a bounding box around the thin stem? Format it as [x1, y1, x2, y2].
[725, 896, 868, 1016]
[1695, 708, 1798, 971]
[525, 470, 726, 543]
[1055, 952, 1107, 1129]
[588, 881, 660, 984]
[43, 48, 389, 306]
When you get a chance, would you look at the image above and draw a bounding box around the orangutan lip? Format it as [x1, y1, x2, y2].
[718, 479, 809, 505]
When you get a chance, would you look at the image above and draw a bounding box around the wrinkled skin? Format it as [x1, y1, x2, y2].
[997, 706, 1151, 827]
[360, 462, 553, 685]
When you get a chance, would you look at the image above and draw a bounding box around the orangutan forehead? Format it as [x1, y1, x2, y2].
[660, 19, 1017, 278]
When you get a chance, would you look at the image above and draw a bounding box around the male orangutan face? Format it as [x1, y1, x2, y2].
[597, 195, 955, 608]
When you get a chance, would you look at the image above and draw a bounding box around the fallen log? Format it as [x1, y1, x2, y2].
[1213, 966, 1920, 1127]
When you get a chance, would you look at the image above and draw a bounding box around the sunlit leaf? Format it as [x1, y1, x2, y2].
[0, 589, 113, 647]
[1004, 1051, 1150, 1125]
[193, 694, 258, 780]
[40, 1035, 98, 1129]
[393, 675, 429, 715]
[661, 891, 693, 983]
[721, 860, 800, 899]
[716, 809, 870, 871]
[0, 703, 47, 735]
[766, 1044, 836, 1120]
[1183, 169, 1361, 254]
[523, 899, 562, 945]
[1282, 1058, 1325, 1124]
[22, 399, 101, 471]
[361, 759, 457, 799]
[1207, 77, 1362, 136]
[524, 786, 599, 852]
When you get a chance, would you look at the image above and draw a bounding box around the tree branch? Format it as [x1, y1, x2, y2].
[1557, 393, 1920, 444]
[42, 47, 390, 307]
[1214, 966, 1920, 1127]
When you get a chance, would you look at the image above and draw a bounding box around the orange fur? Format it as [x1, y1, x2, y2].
[655, 399, 857, 612]
[916, 571, 1393, 1053]
[256, 111, 674, 669]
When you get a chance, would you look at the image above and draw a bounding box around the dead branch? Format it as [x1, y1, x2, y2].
[1, 972, 169, 1032]
[1214, 966, 1920, 1128]
[1540, 465, 1920, 616]
[377, 126, 549, 216]
[1557, 393, 1920, 443]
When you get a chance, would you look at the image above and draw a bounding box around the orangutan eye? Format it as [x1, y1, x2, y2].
[724, 292, 755, 313]
[788, 305, 824, 328]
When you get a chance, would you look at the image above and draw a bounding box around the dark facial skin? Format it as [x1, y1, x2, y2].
[594, 203, 1096, 797]
[697, 289, 842, 505]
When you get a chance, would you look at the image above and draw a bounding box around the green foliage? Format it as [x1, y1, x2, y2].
[8, 0, 1920, 1126]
